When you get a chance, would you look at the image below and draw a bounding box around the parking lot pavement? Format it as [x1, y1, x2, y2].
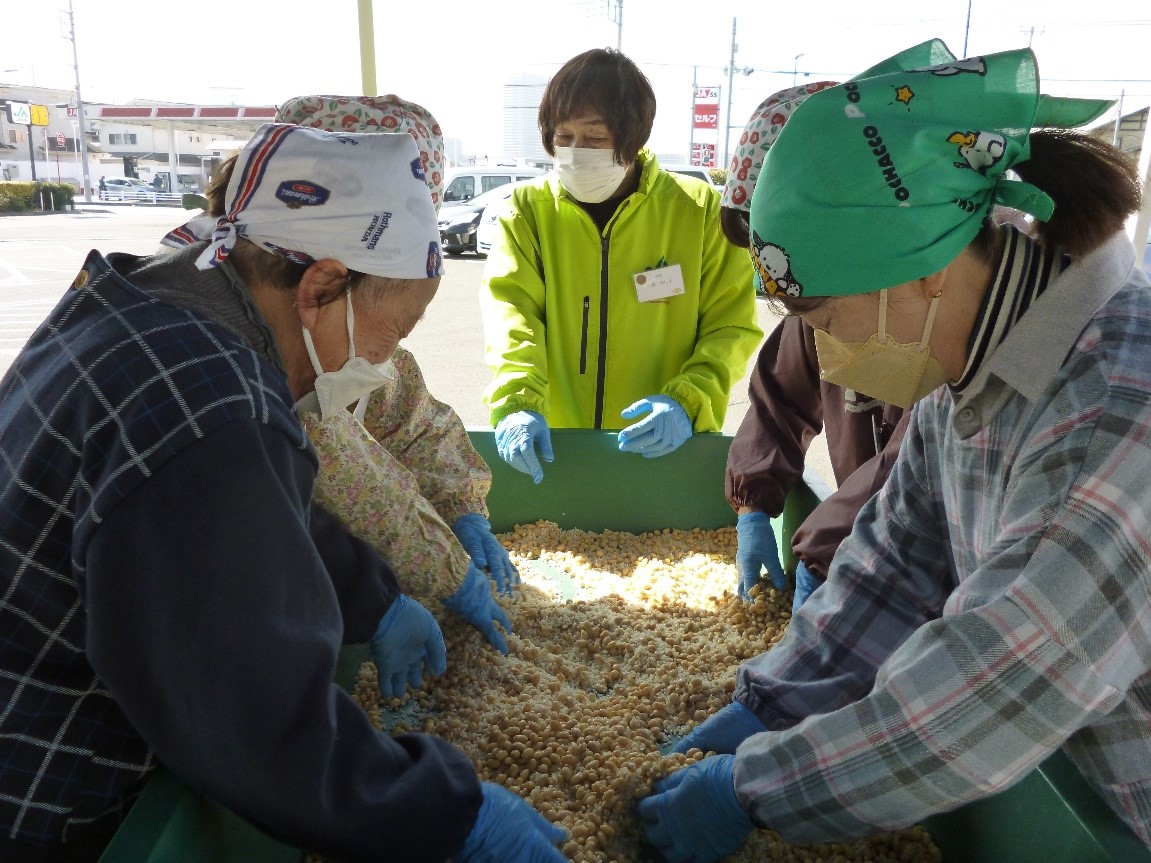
[0, 209, 834, 482]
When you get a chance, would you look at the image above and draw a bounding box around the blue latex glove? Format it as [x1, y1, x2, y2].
[671, 701, 769, 755]
[456, 782, 569, 863]
[792, 560, 822, 612]
[638, 755, 755, 863]
[495, 411, 553, 484]
[442, 562, 512, 655]
[453, 513, 520, 595]
[735, 511, 787, 597]
[369, 596, 448, 699]
[617, 395, 693, 458]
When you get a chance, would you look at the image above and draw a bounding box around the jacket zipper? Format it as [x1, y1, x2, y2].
[593, 232, 610, 429]
[580, 296, 590, 375]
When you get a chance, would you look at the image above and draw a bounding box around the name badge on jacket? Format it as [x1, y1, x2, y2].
[634, 263, 685, 303]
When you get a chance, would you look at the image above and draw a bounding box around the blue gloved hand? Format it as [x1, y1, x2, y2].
[495, 411, 553, 484]
[617, 395, 693, 458]
[735, 511, 787, 597]
[369, 596, 448, 699]
[453, 513, 520, 595]
[456, 781, 569, 863]
[671, 701, 769, 755]
[638, 755, 755, 863]
[442, 562, 512, 655]
[792, 560, 822, 612]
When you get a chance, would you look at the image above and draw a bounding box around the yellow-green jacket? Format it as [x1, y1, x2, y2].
[480, 151, 761, 431]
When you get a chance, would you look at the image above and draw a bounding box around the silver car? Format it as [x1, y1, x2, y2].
[102, 177, 155, 201]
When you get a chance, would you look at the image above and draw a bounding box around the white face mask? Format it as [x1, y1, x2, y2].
[553, 146, 628, 203]
[299, 295, 394, 420]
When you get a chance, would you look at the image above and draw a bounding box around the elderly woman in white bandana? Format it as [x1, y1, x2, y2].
[0, 124, 568, 863]
[166, 97, 520, 653]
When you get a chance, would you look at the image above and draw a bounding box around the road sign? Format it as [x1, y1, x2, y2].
[56, 133, 66, 148]
[692, 86, 720, 131]
[7, 102, 31, 125]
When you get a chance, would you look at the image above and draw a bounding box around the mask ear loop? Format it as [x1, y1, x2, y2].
[343, 291, 357, 362]
[877, 290, 890, 344]
[919, 293, 942, 349]
[301, 326, 326, 376]
[344, 286, 373, 423]
[877, 288, 942, 348]
[301, 287, 358, 377]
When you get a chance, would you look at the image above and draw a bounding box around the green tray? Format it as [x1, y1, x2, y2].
[98, 430, 1150, 863]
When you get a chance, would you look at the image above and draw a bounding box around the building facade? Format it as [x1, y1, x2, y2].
[0, 82, 273, 196]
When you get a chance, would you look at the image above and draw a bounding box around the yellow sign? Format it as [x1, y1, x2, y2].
[29, 104, 49, 126]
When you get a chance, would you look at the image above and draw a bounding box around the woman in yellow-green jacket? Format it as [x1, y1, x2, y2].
[480, 48, 762, 483]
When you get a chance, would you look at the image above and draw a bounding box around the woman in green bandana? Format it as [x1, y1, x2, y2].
[638, 41, 1151, 861]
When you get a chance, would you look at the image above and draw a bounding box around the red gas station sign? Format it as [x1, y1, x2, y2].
[693, 86, 719, 131]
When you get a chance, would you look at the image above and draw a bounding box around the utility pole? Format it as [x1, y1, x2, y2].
[962, 0, 973, 57]
[27, 128, 37, 182]
[65, 0, 92, 203]
[724, 18, 736, 171]
[722, 18, 753, 172]
[689, 65, 697, 159]
[357, 0, 377, 96]
[605, 0, 623, 50]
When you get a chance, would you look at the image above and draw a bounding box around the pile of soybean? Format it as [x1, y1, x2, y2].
[343, 521, 941, 863]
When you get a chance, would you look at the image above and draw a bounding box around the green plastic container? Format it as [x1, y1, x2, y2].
[98, 430, 1150, 863]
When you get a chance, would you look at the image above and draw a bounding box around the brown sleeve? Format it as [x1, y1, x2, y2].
[791, 410, 912, 579]
[725, 316, 825, 516]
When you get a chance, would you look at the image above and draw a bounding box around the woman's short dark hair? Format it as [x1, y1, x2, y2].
[1010, 128, 1141, 258]
[720, 207, 751, 249]
[538, 48, 656, 165]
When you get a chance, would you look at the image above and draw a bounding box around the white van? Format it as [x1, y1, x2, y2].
[662, 164, 723, 192]
[442, 166, 544, 203]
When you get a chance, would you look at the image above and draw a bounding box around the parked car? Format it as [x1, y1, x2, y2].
[474, 182, 541, 258]
[102, 177, 155, 201]
[442, 166, 544, 204]
[440, 179, 537, 256]
[662, 164, 723, 192]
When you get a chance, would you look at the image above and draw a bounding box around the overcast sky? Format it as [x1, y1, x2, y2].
[8, 0, 1150, 160]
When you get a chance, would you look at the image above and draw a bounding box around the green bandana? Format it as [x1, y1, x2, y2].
[748, 42, 1114, 298]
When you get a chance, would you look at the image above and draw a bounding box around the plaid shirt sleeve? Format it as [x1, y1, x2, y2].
[730, 305, 1151, 845]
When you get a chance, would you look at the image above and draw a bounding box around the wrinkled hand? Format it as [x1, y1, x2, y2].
[495, 411, 553, 484]
[735, 511, 787, 597]
[456, 782, 569, 863]
[616, 395, 693, 458]
[369, 596, 448, 699]
[792, 560, 822, 612]
[453, 513, 520, 595]
[671, 701, 768, 756]
[638, 755, 754, 863]
[442, 562, 512, 655]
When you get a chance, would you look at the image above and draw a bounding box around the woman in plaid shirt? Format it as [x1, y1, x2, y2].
[639, 40, 1151, 862]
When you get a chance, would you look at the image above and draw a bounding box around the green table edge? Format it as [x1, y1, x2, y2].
[99, 430, 1150, 862]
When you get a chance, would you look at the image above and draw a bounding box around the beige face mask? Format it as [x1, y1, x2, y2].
[812, 290, 950, 409]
